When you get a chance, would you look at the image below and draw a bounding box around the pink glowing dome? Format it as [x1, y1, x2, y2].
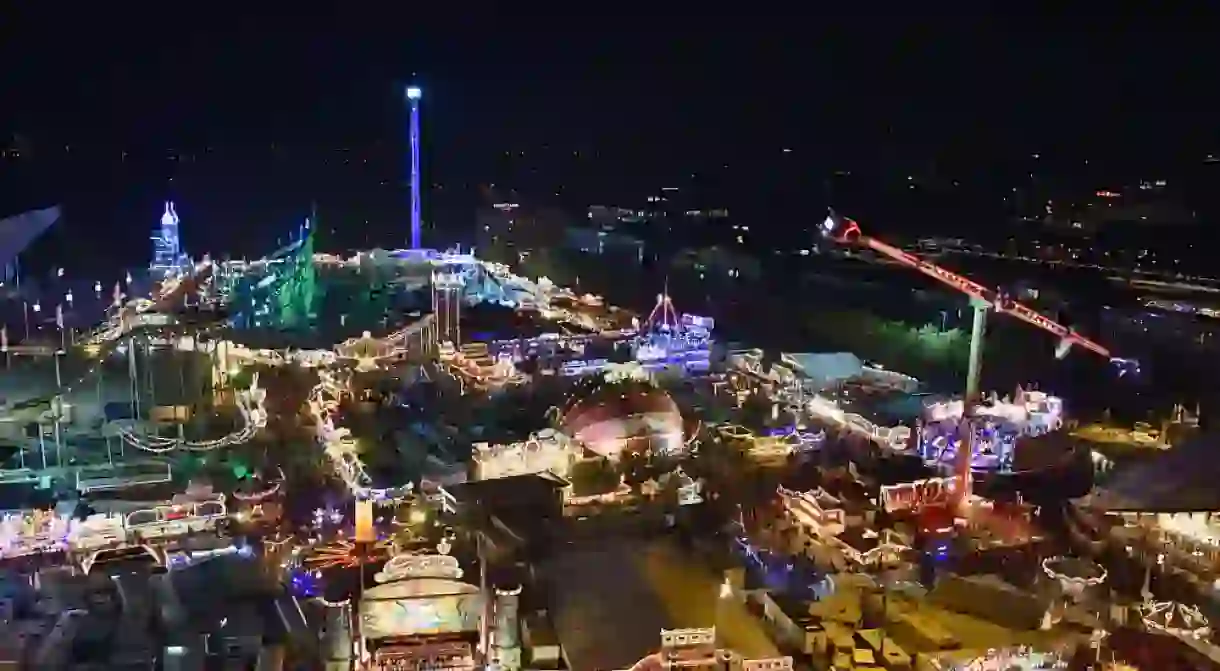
[561, 378, 685, 458]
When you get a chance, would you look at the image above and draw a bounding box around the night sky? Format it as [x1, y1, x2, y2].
[0, 9, 1216, 269]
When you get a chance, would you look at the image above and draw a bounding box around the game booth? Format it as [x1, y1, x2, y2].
[359, 554, 484, 670]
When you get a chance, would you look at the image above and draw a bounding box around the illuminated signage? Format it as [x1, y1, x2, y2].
[880, 475, 964, 512]
[360, 594, 481, 639]
[355, 500, 375, 542]
[376, 554, 464, 583]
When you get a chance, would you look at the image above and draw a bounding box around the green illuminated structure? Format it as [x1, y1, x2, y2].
[233, 215, 317, 331]
[278, 217, 316, 327]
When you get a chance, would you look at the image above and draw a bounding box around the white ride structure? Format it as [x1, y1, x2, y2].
[309, 370, 375, 498]
[0, 494, 229, 572]
[111, 372, 268, 453]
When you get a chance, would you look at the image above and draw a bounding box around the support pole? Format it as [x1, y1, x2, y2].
[955, 299, 990, 507]
[53, 352, 63, 467]
[965, 299, 989, 403]
[478, 531, 490, 659]
[99, 361, 113, 467]
[128, 336, 140, 421]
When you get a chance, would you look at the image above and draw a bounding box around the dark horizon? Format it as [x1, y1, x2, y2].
[2, 10, 1220, 271]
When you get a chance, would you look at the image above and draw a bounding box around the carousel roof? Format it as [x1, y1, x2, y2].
[560, 377, 685, 457]
[562, 378, 681, 429]
[1041, 556, 1107, 582]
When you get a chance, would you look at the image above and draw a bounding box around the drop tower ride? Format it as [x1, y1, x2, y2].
[406, 85, 423, 248]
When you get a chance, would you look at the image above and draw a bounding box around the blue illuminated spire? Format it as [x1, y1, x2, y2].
[150, 201, 184, 278]
[407, 85, 422, 248]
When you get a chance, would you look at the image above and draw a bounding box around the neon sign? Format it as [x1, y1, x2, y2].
[880, 475, 964, 512]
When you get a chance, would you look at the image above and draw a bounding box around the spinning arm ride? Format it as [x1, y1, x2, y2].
[821, 212, 1113, 400]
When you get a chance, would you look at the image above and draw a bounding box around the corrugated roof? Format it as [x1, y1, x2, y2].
[0, 206, 61, 266]
[782, 352, 863, 382]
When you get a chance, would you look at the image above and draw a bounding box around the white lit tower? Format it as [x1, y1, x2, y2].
[150, 201, 185, 279]
[406, 85, 423, 249]
[432, 270, 465, 347]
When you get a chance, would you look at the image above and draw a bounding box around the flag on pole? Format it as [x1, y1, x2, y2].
[56, 305, 64, 329]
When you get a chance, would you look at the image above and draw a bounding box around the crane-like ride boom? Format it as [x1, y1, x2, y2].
[821, 212, 1112, 399]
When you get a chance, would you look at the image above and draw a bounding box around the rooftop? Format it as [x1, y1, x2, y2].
[446, 472, 568, 511]
[1093, 431, 1220, 512]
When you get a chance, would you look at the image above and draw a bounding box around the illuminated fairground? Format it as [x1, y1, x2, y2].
[0, 484, 241, 575]
[0, 85, 1151, 671]
[913, 387, 1064, 473]
[0, 204, 308, 496]
[732, 347, 1078, 477]
[279, 497, 499, 671]
[798, 380, 1071, 476]
[0, 198, 1108, 671]
[713, 423, 825, 461]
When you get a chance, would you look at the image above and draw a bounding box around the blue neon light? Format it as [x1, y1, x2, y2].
[408, 86, 422, 248]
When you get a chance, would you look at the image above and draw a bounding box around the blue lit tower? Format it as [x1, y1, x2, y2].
[151, 201, 184, 278]
[406, 85, 423, 248]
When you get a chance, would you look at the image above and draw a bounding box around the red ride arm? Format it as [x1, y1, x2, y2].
[859, 236, 1111, 358]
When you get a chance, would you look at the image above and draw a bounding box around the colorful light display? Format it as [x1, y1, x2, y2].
[304, 538, 393, 571]
[880, 475, 966, 513]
